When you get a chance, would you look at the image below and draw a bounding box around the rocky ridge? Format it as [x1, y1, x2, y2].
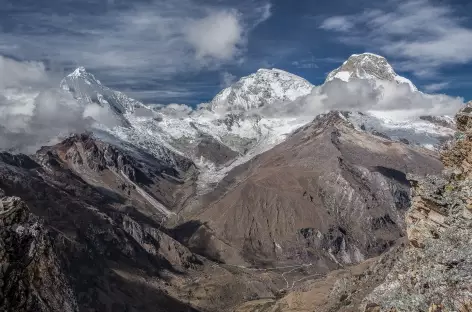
[0, 196, 77, 312]
[0, 145, 283, 312]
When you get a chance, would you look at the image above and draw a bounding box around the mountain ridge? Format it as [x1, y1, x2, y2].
[58, 53, 455, 194]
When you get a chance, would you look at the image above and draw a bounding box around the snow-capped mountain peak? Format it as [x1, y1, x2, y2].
[209, 68, 314, 112]
[65, 66, 102, 85]
[326, 53, 417, 91]
[61, 67, 143, 116]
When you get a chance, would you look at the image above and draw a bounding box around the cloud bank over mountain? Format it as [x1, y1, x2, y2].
[0, 56, 120, 153]
[242, 78, 464, 120]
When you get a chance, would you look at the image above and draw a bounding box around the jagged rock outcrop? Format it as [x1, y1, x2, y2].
[35, 133, 197, 219]
[0, 196, 78, 312]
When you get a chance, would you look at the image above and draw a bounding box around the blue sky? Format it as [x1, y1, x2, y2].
[2, 0, 472, 105]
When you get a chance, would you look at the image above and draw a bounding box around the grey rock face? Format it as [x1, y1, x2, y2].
[194, 135, 239, 166]
[0, 196, 78, 312]
[35, 133, 198, 217]
[0, 140, 203, 312]
[419, 115, 456, 129]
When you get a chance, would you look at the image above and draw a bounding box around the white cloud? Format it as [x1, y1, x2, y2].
[220, 71, 237, 88]
[319, 0, 472, 77]
[0, 56, 121, 153]
[0, 1, 271, 80]
[320, 16, 354, 32]
[423, 82, 450, 93]
[185, 10, 243, 61]
[258, 78, 464, 119]
[154, 103, 194, 118]
[0, 56, 49, 89]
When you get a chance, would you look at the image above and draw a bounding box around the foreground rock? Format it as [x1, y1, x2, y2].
[0, 111, 458, 311]
[0, 196, 77, 312]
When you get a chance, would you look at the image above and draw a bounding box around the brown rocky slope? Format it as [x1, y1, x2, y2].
[178, 111, 443, 268]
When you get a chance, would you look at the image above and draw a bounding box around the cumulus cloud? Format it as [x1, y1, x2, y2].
[258, 78, 464, 119]
[185, 10, 243, 61]
[0, 57, 49, 89]
[0, 1, 272, 84]
[0, 56, 121, 153]
[152, 103, 194, 119]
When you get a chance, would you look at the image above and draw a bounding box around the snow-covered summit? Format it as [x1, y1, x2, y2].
[209, 68, 313, 112]
[61, 67, 143, 116]
[326, 53, 417, 91]
[67, 66, 101, 82]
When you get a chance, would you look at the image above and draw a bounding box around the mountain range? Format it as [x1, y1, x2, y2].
[61, 53, 455, 191]
[1, 53, 469, 312]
